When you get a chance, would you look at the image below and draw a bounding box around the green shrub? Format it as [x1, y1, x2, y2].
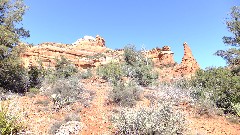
[109, 81, 141, 107]
[123, 45, 158, 86]
[43, 56, 78, 84]
[28, 65, 45, 88]
[42, 75, 92, 110]
[0, 102, 24, 134]
[86, 53, 106, 59]
[29, 87, 40, 94]
[49, 77, 85, 109]
[112, 105, 186, 134]
[97, 62, 123, 85]
[179, 67, 240, 115]
[97, 45, 158, 87]
[0, 49, 46, 93]
[0, 57, 29, 93]
[54, 56, 78, 78]
[232, 103, 240, 117]
[80, 69, 93, 79]
[134, 64, 158, 86]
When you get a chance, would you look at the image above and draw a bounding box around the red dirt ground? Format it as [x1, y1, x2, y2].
[4, 79, 240, 135]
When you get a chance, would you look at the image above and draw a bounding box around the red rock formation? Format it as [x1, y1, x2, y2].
[95, 35, 105, 47]
[73, 35, 105, 47]
[149, 42, 199, 81]
[20, 37, 199, 80]
[20, 35, 108, 69]
[175, 42, 200, 76]
[145, 46, 175, 67]
[158, 46, 175, 66]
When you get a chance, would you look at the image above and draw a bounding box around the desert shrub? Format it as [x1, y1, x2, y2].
[179, 67, 240, 115]
[28, 87, 40, 95]
[50, 77, 84, 109]
[49, 113, 81, 134]
[54, 56, 78, 78]
[123, 45, 158, 86]
[28, 65, 45, 89]
[0, 102, 25, 134]
[42, 69, 58, 84]
[193, 97, 222, 117]
[109, 81, 141, 107]
[97, 62, 123, 85]
[43, 57, 78, 84]
[232, 103, 240, 117]
[0, 46, 45, 93]
[97, 45, 158, 86]
[0, 57, 29, 93]
[86, 53, 106, 59]
[49, 121, 63, 135]
[112, 105, 186, 135]
[42, 75, 90, 109]
[134, 64, 158, 86]
[80, 69, 93, 79]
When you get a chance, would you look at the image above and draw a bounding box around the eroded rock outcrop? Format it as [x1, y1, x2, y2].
[146, 42, 199, 80]
[21, 35, 108, 69]
[20, 36, 199, 80]
[175, 42, 200, 76]
[145, 46, 175, 67]
[73, 35, 105, 47]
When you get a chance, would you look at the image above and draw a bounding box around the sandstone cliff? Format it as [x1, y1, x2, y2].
[20, 36, 199, 80]
[21, 35, 109, 69]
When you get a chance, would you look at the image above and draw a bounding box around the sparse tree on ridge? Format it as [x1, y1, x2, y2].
[215, 6, 240, 69]
[0, 0, 30, 59]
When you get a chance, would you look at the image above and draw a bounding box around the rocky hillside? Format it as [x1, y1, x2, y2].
[20, 35, 199, 80]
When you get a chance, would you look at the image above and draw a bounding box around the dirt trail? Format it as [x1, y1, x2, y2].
[188, 115, 240, 135]
[80, 81, 113, 135]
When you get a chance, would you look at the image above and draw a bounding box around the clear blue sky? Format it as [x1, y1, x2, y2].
[21, 0, 239, 69]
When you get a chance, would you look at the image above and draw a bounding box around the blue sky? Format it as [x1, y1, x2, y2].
[21, 0, 239, 69]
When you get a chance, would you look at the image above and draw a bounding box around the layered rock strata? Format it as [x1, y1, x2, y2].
[20, 36, 199, 79]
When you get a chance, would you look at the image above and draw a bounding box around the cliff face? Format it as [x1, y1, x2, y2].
[20, 36, 199, 79]
[21, 35, 109, 69]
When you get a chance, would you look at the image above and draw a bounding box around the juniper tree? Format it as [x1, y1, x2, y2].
[0, 0, 30, 93]
[215, 6, 240, 70]
[0, 0, 29, 59]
